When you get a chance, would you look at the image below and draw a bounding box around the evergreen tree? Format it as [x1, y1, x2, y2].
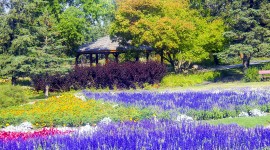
[220, 0, 270, 68]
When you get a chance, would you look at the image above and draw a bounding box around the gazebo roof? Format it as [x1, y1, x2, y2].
[77, 36, 153, 54]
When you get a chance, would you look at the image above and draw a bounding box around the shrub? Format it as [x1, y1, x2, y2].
[31, 61, 167, 91]
[243, 67, 260, 82]
[0, 84, 29, 108]
[262, 63, 270, 70]
[161, 71, 220, 87]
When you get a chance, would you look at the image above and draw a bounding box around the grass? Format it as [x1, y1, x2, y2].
[207, 115, 270, 128]
[160, 71, 220, 87]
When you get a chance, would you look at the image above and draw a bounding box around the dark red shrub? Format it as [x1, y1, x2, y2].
[31, 61, 167, 91]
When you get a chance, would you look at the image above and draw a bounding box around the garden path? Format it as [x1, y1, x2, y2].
[201, 60, 270, 72]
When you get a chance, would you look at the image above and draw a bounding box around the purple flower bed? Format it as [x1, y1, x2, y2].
[2, 120, 270, 149]
[83, 89, 270, 111]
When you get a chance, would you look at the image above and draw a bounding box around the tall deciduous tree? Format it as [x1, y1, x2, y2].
[57, 6, 90, 56]
[111, 0, 224, 72]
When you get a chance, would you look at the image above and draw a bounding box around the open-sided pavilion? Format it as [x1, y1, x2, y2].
[76, 36, 163, 66]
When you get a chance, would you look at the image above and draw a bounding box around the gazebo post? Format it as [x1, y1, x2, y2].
[135, 52, 139, 62]
[75, 54, 80, 66]
[160, 50, 164, 64]
[105, 53, 109, 64]
[89, 54, 93, 66]
[146, 52, 150, 62]
[113, 53, 119, 63]
[95, 54, 99, 65]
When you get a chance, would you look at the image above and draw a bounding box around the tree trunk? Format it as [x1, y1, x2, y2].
[45, 84, 49, 98]
[166, 53, 176, 72]
[11, 76, 16, 86]
[242, 54, 251, 69]
[213, 55, 219, 65]
[169, 61, 175, 72]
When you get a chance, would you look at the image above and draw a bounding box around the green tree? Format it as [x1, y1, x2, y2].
[189, 0, 233, 17]
[0, 0, 69, 85]
[111, 0, 224, 72]
[0, 0, 116, 85]
[220, 0, 270, 68]
[57, 6, 90, 56]
[0, 13, 12, 54]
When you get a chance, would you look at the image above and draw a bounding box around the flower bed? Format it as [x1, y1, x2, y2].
[0, 94, 153, 127]
[0, 128, 72, 141]
[83, 88, 270, 120]
[83, 88, 270, 110]
[1, 120, 270, 149]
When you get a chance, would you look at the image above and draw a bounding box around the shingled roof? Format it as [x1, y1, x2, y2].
[78, 36, 153, 54]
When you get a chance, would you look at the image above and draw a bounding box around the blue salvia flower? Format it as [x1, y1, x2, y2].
[83, 88, 270, 111]
[2, 120, 270, 149]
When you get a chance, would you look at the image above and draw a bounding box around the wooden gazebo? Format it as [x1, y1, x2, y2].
[76, 36, 160, 66]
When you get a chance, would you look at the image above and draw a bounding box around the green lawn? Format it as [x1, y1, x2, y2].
[206, 115, 270, 128]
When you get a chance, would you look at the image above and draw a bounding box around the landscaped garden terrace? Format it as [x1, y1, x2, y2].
[2, 83, 270, 149]
[2, 0, 270, 149]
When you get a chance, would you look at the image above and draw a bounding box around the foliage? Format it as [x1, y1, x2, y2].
[57, 6, 90, 56]
[31, 61, 167, 91]
[219, 0, 270, 68]
[0, 0, 116, 82]
[189, 0, 231, 17]
[262, 63, 270, 70]
[0, 94, 153, 128]
[243, 67, 260, 82]
[0, 55, 33, 81]
[0, 84, 29, 108]
[2, 120, 270, 149]
[161, 71, 220, 87]
[111, 0, 225, 72]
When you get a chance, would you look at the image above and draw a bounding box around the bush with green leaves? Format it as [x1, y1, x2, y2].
[243, 67, 260, 82]
[262, 63, 270, 70]
[0, 84, 29, 108]
[161, 71, 220, 87]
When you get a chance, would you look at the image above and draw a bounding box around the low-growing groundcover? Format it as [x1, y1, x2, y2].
[1, 120, 270, 149]
[0, 94, 153, 127]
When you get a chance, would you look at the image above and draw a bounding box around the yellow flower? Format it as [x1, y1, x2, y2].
[130, 118, 133, 121]
[6, 123, 9, 126]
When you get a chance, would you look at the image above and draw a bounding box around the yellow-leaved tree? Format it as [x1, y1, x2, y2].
[110, 0, 225, 72]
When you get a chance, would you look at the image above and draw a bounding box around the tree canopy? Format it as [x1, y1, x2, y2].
[110, 0, 225, 72]
[219, 0, 270, 68]
[0, 0, 116, 83]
